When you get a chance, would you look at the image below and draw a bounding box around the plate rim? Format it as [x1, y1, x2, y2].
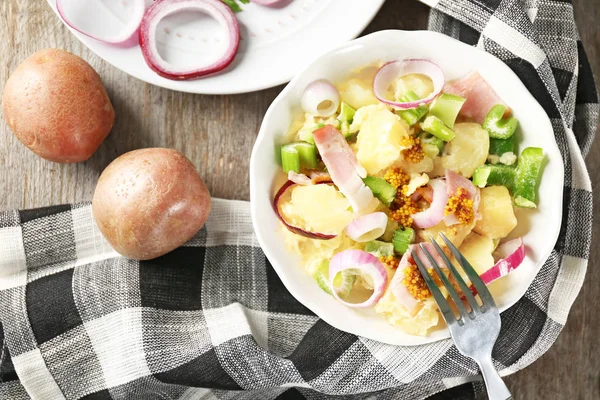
[45, 0, 387, 95]
[249, 29, 565, 346]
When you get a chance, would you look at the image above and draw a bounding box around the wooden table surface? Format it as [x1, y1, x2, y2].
[1, 1, 598, 398]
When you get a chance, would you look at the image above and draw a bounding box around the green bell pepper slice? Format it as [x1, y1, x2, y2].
[483, 104, 519, 139]
[472, 164, 517, 191]
[396, 91, 429, 126]
[393, 227, 415, 255]
[421, 115, 456, 142]
[281, 142, 318, 173]
[489, 135, 516, 157]
[365, 240, 395, 257]
[428, 93, 466, 129]
[513, 147, 544, 208]
[363, 176, 397, 207]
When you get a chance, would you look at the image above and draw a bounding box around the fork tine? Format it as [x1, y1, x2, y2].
[439, 233, 497, 309]
[410, 250, 457, 325]
[429, 238, 481, 312]
[419, 244, 470, 320]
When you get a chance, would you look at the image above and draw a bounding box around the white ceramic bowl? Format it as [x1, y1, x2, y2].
[250, 30, 564, 346]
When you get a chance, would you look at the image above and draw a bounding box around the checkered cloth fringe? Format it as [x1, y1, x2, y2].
[0, 0, 597, 398]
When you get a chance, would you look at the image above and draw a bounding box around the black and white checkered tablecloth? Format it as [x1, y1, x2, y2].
[0, 0, 597, 398]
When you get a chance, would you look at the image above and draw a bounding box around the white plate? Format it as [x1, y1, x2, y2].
[46, 0, 385, 94]
[250, 30, 564, 346]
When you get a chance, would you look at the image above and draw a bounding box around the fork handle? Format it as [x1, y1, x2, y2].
[477, 355, 512, 400]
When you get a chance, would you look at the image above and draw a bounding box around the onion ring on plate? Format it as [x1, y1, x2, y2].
[329, 250, 388, 308]
[373, 59, 445, 109]
[139, 0, 240, 80]
[411, 179, 449, 229]
[57, 0, 145, 45]
[345, 212, 388, 242]
[479, 238, 525, 284]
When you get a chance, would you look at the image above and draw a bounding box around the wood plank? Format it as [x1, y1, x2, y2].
[0, 0, 598, 398]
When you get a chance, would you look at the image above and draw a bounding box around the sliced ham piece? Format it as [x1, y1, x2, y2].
[443, 72, 508, 124]
[312, 125, 374, 213]
[390, 243, 444, 316]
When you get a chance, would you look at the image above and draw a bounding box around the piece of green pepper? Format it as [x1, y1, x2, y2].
[513, 147, 544, 208]
[365, 240, 395, 257]
[428, 93, 466, 129]
[418, 132, 445, 155]
[472, 164, 517, 191]
[396, 91, 429, 126]
[393, 227, 415, 255]
[281, 142, 318, 173]
[489, 135, 516, 157]
[483, 104, 519, 139]
[421, 115, 456, 142]
[363, 176, 397, 207]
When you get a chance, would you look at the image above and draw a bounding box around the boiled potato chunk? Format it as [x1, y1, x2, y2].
[458, 233, 495, 275]
[280, 184, 353, 235]
[438, 123, 489, 178]
[474, 186, 518, 239]
[338, 78, 379, 110]
[394, 73, 435, 100]
[418, 219, 475, 249]
[353, 104, 409, 175]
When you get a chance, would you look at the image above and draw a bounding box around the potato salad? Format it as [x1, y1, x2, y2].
[272, 59, 544, 336]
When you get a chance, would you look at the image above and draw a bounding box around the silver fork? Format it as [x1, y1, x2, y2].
[411, 233, 512, 400]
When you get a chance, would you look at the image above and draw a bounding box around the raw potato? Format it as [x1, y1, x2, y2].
[2, 49, 114, 163]
[436, 122, 489, 177]
[474, 186, 518, 239]
[92, 148, 211, 260]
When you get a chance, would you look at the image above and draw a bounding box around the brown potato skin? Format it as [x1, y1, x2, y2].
[2, 49, 114, 163]
[92, 148, 212, 260]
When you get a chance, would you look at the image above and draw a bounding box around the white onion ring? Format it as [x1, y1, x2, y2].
[344, 212, 388, 242]
[411, 179, 448, 228]
[139, 0, 240, 80]
[329, 250, 388, 308]
[56, 0, 145, 45]
[373, 59, 445, 109]
[301, 80, 341, 117]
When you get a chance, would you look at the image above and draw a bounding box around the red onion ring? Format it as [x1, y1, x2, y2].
[373, 59, 445, 110]
[139, 0, 240, 80]
[329, 250, 388, 308]
[411, 179, 449, 229]
[56, 0, 145, 45]
[345, 212, 388, 242]
[479, 238, 525, 284]
[273, 180, 336, 240]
